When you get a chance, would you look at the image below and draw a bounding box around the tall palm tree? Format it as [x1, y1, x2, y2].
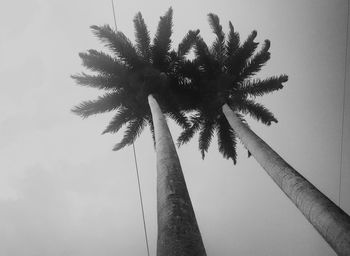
[72, 8, 206, 256]
[178, 13, 350, 256]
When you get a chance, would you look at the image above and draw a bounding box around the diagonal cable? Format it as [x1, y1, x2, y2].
[338, 0, 349, 206]
[110, 1, 150, 254]
[132, 143, 150, 256]
[111, 0, 118, 31]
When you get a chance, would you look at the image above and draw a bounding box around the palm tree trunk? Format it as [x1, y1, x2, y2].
[222, 103, 350, 256]
[148, 94, 206, 256]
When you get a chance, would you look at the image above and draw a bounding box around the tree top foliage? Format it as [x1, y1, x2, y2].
[72, 8, 198, 151]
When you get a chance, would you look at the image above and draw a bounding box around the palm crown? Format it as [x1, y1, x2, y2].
[72, 8, 199, 150]
[177, 13, 288, 163]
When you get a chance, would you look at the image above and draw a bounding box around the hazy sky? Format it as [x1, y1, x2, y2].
[0, 0, 349, 255]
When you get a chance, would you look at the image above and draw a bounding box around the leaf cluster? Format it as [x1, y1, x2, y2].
[177, 13, 288, 162]
[72, 8, 198, 151]
[72, 9, 288, 164]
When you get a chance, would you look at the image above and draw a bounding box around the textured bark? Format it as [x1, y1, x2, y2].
[222, 103, 350, 256]
[148, 94, 206, 256]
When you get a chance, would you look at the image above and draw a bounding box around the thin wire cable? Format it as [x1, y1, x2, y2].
[110, 1, 150, 255]
[338, 0, 349, 206]
[111, 0, 118, 31]
[132, 143, 151, 256]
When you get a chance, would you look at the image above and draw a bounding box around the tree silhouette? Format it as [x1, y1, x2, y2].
[178, 13, 350, 256]
[72, 8, 206, 256]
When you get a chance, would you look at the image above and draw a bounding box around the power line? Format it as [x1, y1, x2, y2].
[110, 1, 150, 255]
[132, 143, 151, 256]
[111, 0, 118, 30]
[338, 0, 349, 206]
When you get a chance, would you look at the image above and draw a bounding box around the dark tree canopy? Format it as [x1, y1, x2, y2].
[72, 8, 199, 151]
[177, 13, 288, 163]
[72, 9, 288, 162]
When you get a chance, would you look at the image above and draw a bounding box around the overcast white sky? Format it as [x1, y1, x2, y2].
[0, 0, 349, 255]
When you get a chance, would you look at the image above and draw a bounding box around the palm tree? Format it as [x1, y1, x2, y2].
[178, 13, 350, 256]
[72, 8, 206, 256]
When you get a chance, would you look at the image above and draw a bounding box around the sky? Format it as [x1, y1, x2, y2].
[0, 0, 349, 255]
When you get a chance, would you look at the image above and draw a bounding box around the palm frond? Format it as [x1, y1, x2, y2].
[195, 36, 217, 76]
[152, 7, 173, 70]
[113, 117, 146, 151]
[198, 119, 215, 159]
[177, 114, 201, 146]
[146, 116, 156, 148]
[240, 30, 259, 58]
[133, 12, 151, 61]
[175, 59, 201, 88]
[102, 107, 134, 134]
[235, 99, 278, 125]
[177, 124, 198, 146]
[226, 21, 240, 58]
[78, 50, 126, 75]
[90, 25, 143, 69]
[227, 30, 258, 75]
[71, 72, 126, 90]
[167, 109, 190, 129]
[217, 115, 237, 163]
[208, 13, 225, 64]
[178, 29, 200, 58]
[239, 39, 271, 80]
[239, 75, 288, 97]
[72, 92, 124, 118]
